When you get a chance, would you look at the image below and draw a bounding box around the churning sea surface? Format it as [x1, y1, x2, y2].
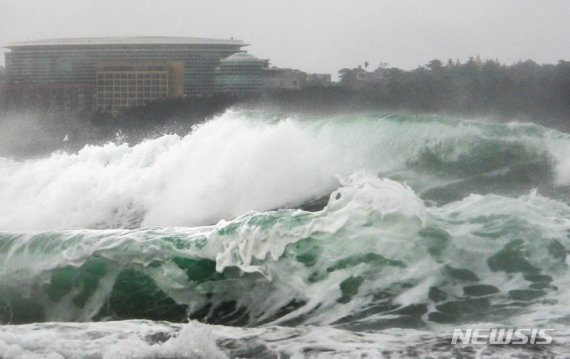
[1, 110, 570, 358]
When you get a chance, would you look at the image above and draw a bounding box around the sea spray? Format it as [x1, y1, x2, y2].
[2, 111, 570, 358]
[0, 111, 568, 231]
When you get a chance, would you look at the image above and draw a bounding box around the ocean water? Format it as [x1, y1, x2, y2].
[1, 110, 570, 358]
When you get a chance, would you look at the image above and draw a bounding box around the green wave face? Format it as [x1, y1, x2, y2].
[1, 172, 569, 330]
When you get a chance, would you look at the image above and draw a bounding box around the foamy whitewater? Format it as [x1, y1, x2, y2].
[1, 111, 570, 358]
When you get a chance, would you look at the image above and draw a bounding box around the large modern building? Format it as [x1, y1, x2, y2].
[4, 36, 247, 112]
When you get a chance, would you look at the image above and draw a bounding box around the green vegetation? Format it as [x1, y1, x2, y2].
[332, 58, 570, 121]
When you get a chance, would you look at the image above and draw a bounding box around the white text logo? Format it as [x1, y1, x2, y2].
[451, 328, 554, 345]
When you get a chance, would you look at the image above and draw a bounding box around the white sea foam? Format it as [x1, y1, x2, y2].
[0, 110, 568, 231]
[1, 320, 569, 359]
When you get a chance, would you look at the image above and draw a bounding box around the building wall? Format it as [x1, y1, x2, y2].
[96, 62, 183, 114]
[263, 68, 308, 90]
[5, 83, 95, 112]
[0, 66, 6, 108]
[168, 62, 184, 98]
[5, 42, 244, 111]
[216, 61, 267, 94]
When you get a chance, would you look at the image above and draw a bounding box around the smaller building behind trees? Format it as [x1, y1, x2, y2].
[215, 52, 268, 94]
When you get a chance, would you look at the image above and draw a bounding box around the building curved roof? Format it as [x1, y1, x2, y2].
[6, 36, 247, 48]
[220, 52, 266, 63]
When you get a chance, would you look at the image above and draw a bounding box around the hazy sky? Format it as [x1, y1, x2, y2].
[1, 0, 569, 76]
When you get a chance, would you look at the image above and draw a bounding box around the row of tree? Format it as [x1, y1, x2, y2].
[333, 58, 570, 123]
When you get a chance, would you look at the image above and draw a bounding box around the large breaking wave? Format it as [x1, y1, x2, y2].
[1, 110, 570, 358]
[0, 110, 569, 231]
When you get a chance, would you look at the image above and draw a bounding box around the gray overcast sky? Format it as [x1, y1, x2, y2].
[1, 0, 569, 76]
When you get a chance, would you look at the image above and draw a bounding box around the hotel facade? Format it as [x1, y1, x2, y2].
[4, 37, 247, 112]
